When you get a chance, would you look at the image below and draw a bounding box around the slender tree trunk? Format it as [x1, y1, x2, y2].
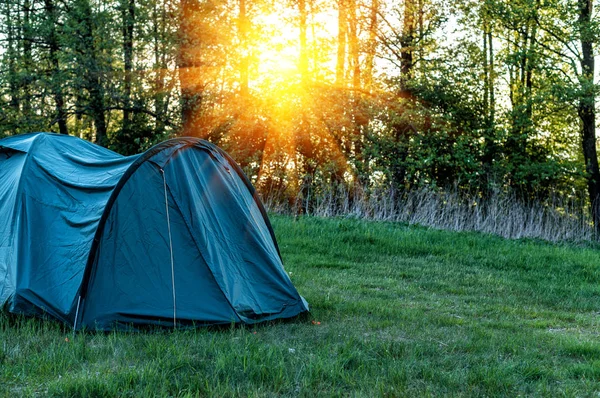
[482, 18, 496, 189]
[488, 29, 495, 125]
[483, 23, 489, 120]
[44, 0, 68, 135]
[347, 0, 359, 88]
[525, 2, 539, 122]
[364, 0, 378, 91]
[238, 0, 249, 96]
[76, 0, 107, 144]
[400, 0, 415, 88]
[578, 0, 600, 235]
[346, 0, 366, 186]
[298, 0, 309, 85]
[121, 0, 135, 137]
[178, 0, 203, 136]
[22, 0, 33, 117]
[335, 0, 347, 85]
[508, 13, 536, 171]
[510, 26, 530, 144]
[152, 0, 165, 135]
[417, 0, 424, 76]
[6, 1, 19, 113]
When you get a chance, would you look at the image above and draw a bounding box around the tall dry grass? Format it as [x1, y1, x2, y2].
[262, 185, 593, 242]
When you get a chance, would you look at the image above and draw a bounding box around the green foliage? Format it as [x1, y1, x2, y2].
[0, 0, 597, 211]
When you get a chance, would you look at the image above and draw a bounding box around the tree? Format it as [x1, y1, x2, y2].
[68, 0, 109, 144]
[121, 0, 136, 139]
[577, 0, 600, 234]
[42, 0, 68, 135]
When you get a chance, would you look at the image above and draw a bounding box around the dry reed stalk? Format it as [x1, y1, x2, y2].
[260, 184, 593, 242]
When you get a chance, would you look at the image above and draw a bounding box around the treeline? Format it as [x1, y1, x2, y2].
[0, 0, 598, 230]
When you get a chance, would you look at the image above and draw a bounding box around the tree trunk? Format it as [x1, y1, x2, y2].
[44, 0, 68, 135]
[121, 0, 135, 138]
[482, 19, 496, 175]
[482, 23, 489, 120]
[335, 0, 347, 85]
[152, 0, 166, 136]
[238, 0, 249, 96]
[347, 0, 359, 89]
[400, 0, 415, 87]
[22, 0, 33, 117]
[6, 1, 19, 113]
[298, 0, 309, 85]
[488, 29, 495, 126]
[178, 0, 203, 136]
[578, 0, 600, 236]
[525, 2, 539, 122]
[76, 0, 107, 144]
[364, 0, 378, 91]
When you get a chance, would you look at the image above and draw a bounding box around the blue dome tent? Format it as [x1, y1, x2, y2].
[0, 133, 308, 330]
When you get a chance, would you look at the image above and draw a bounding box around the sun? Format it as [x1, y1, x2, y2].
[245, 8, 339, 91]
[250, 12, 303, 88]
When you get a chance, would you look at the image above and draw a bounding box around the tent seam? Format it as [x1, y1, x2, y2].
[160, 168, 177, 329]
[161, 172, 242, 323]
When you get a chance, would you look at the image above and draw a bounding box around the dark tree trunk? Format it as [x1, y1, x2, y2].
[22, 0, 33, 117]
[6, 1, 19, 113]
[178, 0, 203, 137]
[525, 3, 538, 123]
[121, 0, 135, 138]
[400, 0, 415, 87]
[76, 0, 107, 144]
[578, 0, 600, 236]
[44, 0, 68, 135]
[152, 1, 166, 136]
[482, 20, 496, 179]
[488, 29, 495, 126]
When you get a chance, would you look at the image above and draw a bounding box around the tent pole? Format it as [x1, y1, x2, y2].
[73, 295, 82, 336]
[161, 168, 177, 329]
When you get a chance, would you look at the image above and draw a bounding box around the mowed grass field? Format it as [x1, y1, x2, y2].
[2, 215, 600, 397]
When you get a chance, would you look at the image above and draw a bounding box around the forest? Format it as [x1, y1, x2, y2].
[0, 0, 598, 237]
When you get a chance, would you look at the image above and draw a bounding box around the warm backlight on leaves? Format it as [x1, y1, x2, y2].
[5, 0, 590, 224]
[250, 10, 339, 89]
[178, 0, 371, 184]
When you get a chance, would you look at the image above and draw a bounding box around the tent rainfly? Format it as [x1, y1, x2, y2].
[0, 133, 308, 330]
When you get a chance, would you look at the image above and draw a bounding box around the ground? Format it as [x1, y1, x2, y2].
[1, 215, 600, 397]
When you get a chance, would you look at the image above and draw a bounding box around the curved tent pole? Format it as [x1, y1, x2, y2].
[73, 137, 282, 331]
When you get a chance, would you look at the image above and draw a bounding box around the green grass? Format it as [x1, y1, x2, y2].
[2, 215, 600, 397]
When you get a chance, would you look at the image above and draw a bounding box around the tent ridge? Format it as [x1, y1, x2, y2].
[76, 138, 196, 302]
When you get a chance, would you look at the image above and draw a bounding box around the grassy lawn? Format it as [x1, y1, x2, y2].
[2, 215, 600, 397]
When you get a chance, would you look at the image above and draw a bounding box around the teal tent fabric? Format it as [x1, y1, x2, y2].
[0, 133, 308, 330]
